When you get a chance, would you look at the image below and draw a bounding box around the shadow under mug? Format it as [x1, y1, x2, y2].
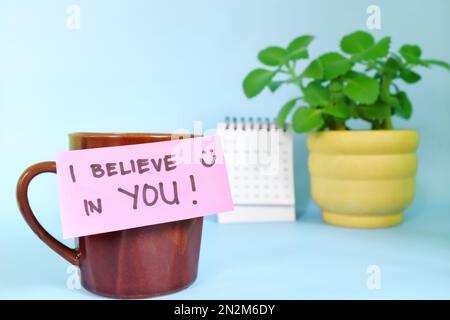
[16, 133, 203, 298]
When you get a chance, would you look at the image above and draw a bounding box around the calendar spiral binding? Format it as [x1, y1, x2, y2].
[224, 117, 288, 131]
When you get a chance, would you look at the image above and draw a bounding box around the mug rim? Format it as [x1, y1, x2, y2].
[69, 132, 179, 139]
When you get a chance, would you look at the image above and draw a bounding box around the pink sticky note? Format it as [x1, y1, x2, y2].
[56, 135, 233, 238]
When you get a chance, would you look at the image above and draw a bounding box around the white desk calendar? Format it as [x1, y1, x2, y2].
[216, 117, 296, 223]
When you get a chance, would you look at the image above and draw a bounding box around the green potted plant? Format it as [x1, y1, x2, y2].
[243, 31, 449, 228]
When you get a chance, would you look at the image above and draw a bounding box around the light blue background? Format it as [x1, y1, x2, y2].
[0, 0, 449, 299]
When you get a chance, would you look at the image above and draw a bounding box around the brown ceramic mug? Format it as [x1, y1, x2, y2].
[16, 133, 203, 298]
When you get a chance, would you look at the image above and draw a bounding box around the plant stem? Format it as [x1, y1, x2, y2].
[286, 64, 305, 92]
[382, 117, 392, 129]
[380, 73, 394, 130]
[380, 74, 391, 100]
[286, 64, 296, 77]
[334, 120, 346, 130]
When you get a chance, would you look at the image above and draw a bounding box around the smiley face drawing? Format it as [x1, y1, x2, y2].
[201, 148, 216, 167]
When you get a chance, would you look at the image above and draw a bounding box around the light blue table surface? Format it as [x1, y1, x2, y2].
[1, 206, 449, 300]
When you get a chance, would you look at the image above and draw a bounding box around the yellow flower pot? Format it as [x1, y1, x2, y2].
[307, 130, 419, 228]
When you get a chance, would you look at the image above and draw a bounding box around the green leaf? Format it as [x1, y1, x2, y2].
[329, 81, 343, 92]
[400, 68, 421, 83]
[286, 35, 314, 60]
[423, 59, 450, 71]
[348, 103, 359, 118]
[292, 107, 324, 133]
[268, 81, 283, 92]
[351, 37, 391, 61]
[400, 45, 421, 58]
[360, 103, 391, 120]
[243, 69, 276, 98]
[345, 70, 360, 79]
[343, 74, 379, 104]
[400, 44, 424, 65]
[395, 91, 412, 119]
[276, 98, 299, 127]
[322, 102, 351, 119]
[303, 82, 329, 107]
[385, 57, 402, 74]
[318, 52, 353, 80]
[258, 46, 287, 66]
[340, 31, 375, 54]
[301, 59, 323, 80]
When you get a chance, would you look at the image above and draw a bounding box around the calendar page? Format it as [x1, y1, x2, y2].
[217, 118, 296, 223]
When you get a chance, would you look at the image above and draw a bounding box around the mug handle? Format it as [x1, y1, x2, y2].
[16, 161, 80, 266]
